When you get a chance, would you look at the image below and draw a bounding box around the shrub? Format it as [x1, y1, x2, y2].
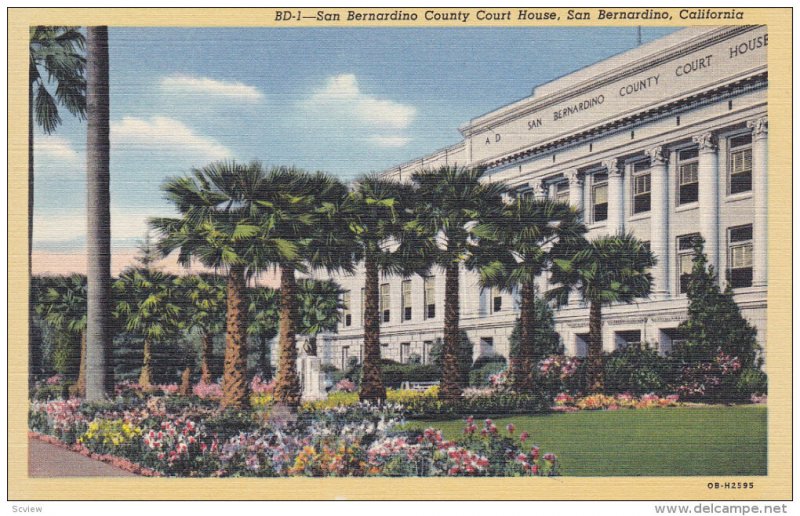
[603, 344, 672, 395]
[469, 358, 507, 387]
[535, 355, 584, 398]
[736, 368, 768, 398]
[404, 392, 550, 420]
[380, 363, 440, 388]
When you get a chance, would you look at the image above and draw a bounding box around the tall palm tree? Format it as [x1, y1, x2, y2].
[176, 274, 226, 384]
[270, 171, 353, 409]
[29, 26, 86, 390]
[410, 166, 507, 400]
[297, 279, 343, 357]
[151, 162, 329, 408]
[342, 176, 425, 403]
[473, 198, 586, 393]
[247, 286, 280, 381]
[113, 268, 182, 389]
[548, 233, 655, 392]
[33, 274, 87, 395]
[85, 26, 112, 401]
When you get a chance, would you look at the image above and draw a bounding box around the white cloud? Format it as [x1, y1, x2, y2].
[160, 74, 264, 102]
[111, 116, 232, 163]
[367, 136, 411, 148]
[34, 135, 82, 165]
[304, 74, 417, 132]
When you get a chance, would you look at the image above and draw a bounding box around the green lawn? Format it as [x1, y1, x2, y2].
[410, 405, 767, 476]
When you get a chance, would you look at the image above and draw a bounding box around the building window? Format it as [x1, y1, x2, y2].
[677, 148, 699, 205]
[401, 280, 412, 321]
[728, 224, 753, 288]
[341, 346, 350, 369]
[342, 291, 351, 327]
[516, 187, 533, 201]
[479, 337, 494, 355]
[632, 160, 651, 214]
[400, 342, 411, 364]
[379, 283, 390, 323]
[592, 172, 608, 222]
[729, 134, 753, 195]
[424, 276, 436, 319]
[380, 343, 389, 359]
[422, 340, 434, 365]
[490, 286, 502, 313]
[554, 181, 570, 203]
[678, 233, 701, 294]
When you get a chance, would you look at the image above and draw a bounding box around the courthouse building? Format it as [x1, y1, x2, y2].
[317, 25, 768, 369]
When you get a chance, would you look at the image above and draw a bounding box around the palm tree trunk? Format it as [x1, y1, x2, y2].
[440, 262, 462, 400]
[512, 282, 536, 394]
[200, 332, 213, 384]
[587, 300, 604, 393]
[274, 265, 301, 408]
[76, 332, 87, 397]
[360, 254, 386, 403]
[221, 265, 250, 409]
[85, 26, 112, 401]
[179, 366, 191, 396]
[139, 337, 152, 389]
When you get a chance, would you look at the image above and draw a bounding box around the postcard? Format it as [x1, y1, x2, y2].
[7, 6, 792, 503]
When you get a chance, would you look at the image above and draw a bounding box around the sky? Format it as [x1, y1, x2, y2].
[32, 25, 679, 275]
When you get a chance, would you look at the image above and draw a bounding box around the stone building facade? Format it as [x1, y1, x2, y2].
[314, 26, 768, 369]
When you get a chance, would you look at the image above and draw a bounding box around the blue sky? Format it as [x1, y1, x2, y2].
[33, 26, 679, 267]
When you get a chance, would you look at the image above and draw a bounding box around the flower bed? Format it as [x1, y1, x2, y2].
[28, 391, 558, 477]
[553, 392, 681, 412]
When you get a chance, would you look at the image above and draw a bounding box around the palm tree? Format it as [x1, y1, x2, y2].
[410, 166, 507, 400]
[113, 268, 182, 389]
[548, 233, 655, 392]
[29, 26, 86, 390]
[247, 286, 280, 380]
[176, 274, 226, 384]
[473, 198, 586, 393]
[33, 274, 87, 395]
[270, 170, 353, 409]
[151, 162, 332, 408]
[85, 26, 112, 401]
[342, 176, 424, 402]
[297, 279, 343, 357]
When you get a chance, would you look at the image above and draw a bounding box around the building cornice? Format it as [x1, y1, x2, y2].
[481, 71, 767, 170]
[459, 26, 758, 137]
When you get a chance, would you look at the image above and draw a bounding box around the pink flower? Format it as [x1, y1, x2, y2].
[532, 464, 539, 475]
[506, 423, 515, 435]
[531, 446, 540, 461]
[543, 453, 556, 462]
[520, 431, 529, 443]
[484, 419, 493, 426]
[489, 425, 498, 434]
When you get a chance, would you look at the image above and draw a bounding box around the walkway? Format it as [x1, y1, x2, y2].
[28, 437, 136, 477]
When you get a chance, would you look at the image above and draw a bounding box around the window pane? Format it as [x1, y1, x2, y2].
[634, 193, 651, 214]
[679, 182, 698, 204]
[680, 163, 698, 184]
[730, 134, 752, 148]
[594, 184, 608, 204]
[730, 225, 753, 242]
[679, 148, 699, 161]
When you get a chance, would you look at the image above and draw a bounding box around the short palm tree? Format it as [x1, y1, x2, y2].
[113, 268, 182, 389]
[247, 286, 280, 380]
[33, 274, 87, 395]
[410, 166, 507, 400]
[176, 274, 226, 384]
[29, 26, 86, 390]
[343, 176, 425, 402]
[297, 279, 343, 357]
[473, 198, 586, 393]
[152, 161, 296, 408]
[548, 233, 655, 392]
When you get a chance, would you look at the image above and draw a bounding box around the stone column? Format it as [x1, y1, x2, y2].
[693, 132, 720, 275]
[648, 146, 670, 299]
[748, 117, 768, 288]
[604, 158, 625, 235]
[567, 171, 584, 306]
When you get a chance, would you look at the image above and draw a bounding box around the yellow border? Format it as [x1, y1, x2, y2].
[8, 7, 792, 500]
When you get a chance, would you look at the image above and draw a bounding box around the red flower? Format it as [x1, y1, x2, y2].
[520, 431, 529, 443]
[506, 423, 515, 435]
[531, 446, 540, 460]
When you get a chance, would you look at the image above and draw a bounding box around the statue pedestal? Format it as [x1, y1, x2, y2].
[297, 355, 326, 402]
